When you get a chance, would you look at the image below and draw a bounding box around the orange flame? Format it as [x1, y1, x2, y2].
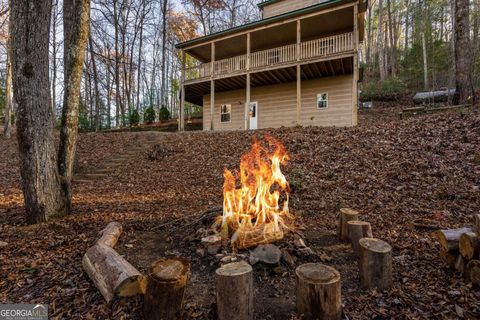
[217, 135, 291, 249]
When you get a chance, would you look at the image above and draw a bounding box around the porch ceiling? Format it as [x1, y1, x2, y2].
[184, 56, 354, 106]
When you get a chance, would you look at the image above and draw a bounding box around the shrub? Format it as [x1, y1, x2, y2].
[361, 78, 407, 102]
[144, 107, 156, 124]
[129, 109, 140, 126]
[159, 106, 170, 121]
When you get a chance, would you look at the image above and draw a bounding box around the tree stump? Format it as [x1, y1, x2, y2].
[466, 260, 480, 284]
[358, 238, 392, 290]
[337, 208, 359, 241]
[434, 227, 473, 252]
[459, 232, 480, 260]
[144, 258, 190, 320]
[295, 263, 342, 320]
[216, 261, 254, 320]
[347, 221, 373, 255]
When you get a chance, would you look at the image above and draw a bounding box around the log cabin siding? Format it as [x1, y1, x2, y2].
[263, 0, 326, 19]
[203, 74, 354, 131]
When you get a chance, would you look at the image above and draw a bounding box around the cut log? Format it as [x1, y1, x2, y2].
[216, 261, 253, 320]
[459, 232, 480, 260]
[455, 255, 467, 274]
[434, 227, 473, 252]
[337, 208, 359, 241]
[439, 250, 457, 268]
[295, 263, 342, 320]
[82, 243, 146, 303]
[358, 238, 392, 290]
[144, 258, 190, 320]
[474, 214, 480, 236]
[97, 221, 122, 247]
[466, 260, 480, 284]
[347, 221, 373, 255]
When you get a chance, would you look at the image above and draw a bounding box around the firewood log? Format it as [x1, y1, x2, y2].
[439, 249, 457, 268]
[466, 260, 480, 285]
[459, 232, 480, 260]
[337, 208, 359, 241]
[82, 222, 146, 303]
[82, 243, 146, 303]
[455, 255, 468, 274]
[216, 261, 254, 320]
[144, 258, 190, 320]
[295, 263, 342, 320]
[358, 238, 392, 290]
[347, 221, 373, 255]
[474, 214, 480, 236]
[434, 227, 473, 252]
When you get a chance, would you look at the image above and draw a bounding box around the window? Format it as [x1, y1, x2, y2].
[221, 104, 231, 123]
[317, 93, 328, 109]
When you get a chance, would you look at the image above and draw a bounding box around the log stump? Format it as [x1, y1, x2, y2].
[459, 232, 480, 260]
[439, 250, 457, 268]
[466, 260, 480, 285]
[337, 208, 359, 241]
[144, 258, 190, 320]
[358, 238, 392, 290]
[455, 255, 468, 275]
[295, 263, 342, 320]
[347, 221, 373, 255]
[216, 261, 254, 320]
[434, 227, 473, 252]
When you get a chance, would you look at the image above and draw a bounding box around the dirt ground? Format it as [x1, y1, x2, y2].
[1, 104, 480, 319]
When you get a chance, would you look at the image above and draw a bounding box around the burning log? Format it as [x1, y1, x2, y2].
[434, 227, 473, 252]
[295, 263, 342, 320]
[459, 232, 480, 260]
[216, 261, 254, 320]
[144, 258, 190, 320]
[466, 260, 480, 284]
[234, 223, 283, 249]
[82, 222, 146, 303]
[347, 221, 373, 255]
[358, 238, 392, 290]
[337, 208, 359, 241]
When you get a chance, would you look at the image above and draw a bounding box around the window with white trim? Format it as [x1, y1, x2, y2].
[317, 93, 328, 109]
[220, 104, 231, 123]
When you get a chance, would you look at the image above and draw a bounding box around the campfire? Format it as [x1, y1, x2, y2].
[215, 135, 292, 249]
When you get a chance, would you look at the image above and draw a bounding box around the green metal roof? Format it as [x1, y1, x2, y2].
[257, 0, 283, 8]
[175, 0, 348, 49]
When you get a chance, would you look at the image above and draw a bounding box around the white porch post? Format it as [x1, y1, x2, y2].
[210, 42, 215, 131]
[179, 49, 186, 131]
[352, 3, 359, 126]
[245, 33, 251, 130]
[296, 20, 301, 125]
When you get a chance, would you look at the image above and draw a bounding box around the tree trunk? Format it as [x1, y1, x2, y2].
[295, 263, 342, 320]
[89, 35, 101, 131]
[144, 258, 190, 320]
[378, 0, 386, 81]
[347, 221, 373, 255]
[58, 0, 91, 211]
[434, 227, 474, 252]
[422, 32, 429, 90]
[10, 0, 66, 224]
[454, 0, 473, 104]
[160, 0, 169, 111]
[216, 261, 253, 320]
[4, 38, 12, 139]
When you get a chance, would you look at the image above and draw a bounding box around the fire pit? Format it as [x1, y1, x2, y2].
[214, 135, 293, 249]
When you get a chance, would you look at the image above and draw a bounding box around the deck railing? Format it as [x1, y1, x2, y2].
[185, 32, 353, 82]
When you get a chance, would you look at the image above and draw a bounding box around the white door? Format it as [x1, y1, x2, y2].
[249, 102, 258, 130]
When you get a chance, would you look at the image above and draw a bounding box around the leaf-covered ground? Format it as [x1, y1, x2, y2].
[0, 105, 479, 319]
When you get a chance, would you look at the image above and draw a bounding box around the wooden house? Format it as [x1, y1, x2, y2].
[175, 0, 366, 131]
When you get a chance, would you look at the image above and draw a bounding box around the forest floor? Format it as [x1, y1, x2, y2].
[1, 102, 480, 319]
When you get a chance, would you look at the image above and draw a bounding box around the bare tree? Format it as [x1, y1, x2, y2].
[453, 0, 473, 104]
